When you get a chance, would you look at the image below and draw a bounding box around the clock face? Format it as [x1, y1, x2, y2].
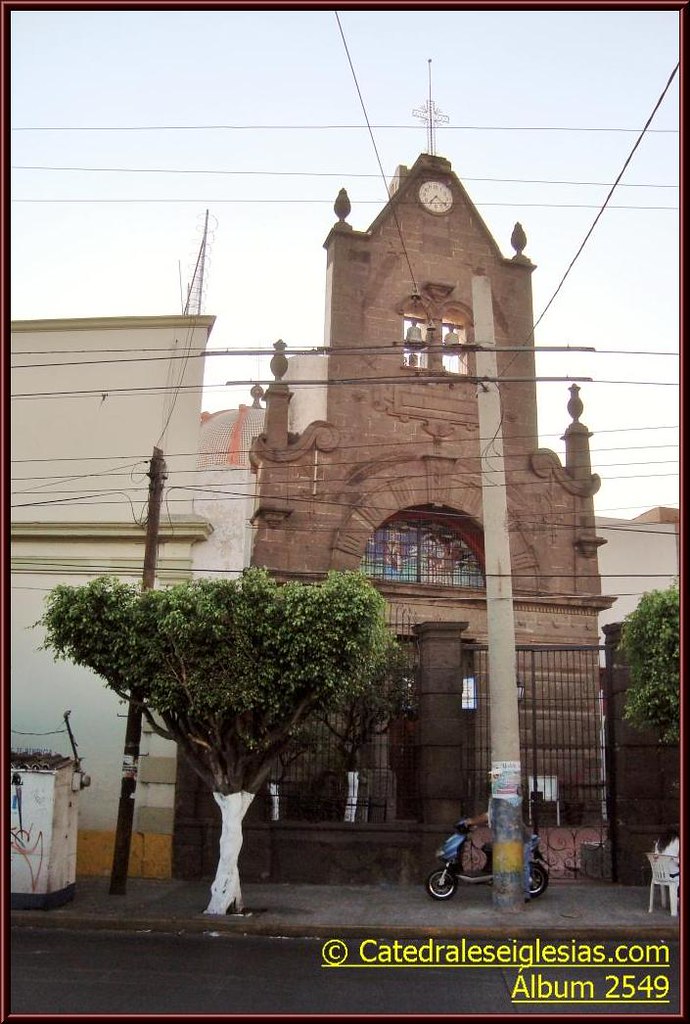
[418, 180, 453, 214]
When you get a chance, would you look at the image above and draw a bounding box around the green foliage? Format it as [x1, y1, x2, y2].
[315, 632, 416, 770]
[39, 568, 389, 793]
[620, 583, 679, 744]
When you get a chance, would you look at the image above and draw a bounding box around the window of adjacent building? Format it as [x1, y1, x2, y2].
[361, 509, 485, 588]
[461, 675, 478, 710]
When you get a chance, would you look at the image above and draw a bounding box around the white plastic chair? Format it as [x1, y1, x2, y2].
[646, 853, 679, 916]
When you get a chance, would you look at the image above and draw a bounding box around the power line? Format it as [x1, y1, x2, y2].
[10, 498, 680, 539]
[528, 62, 680, 342]
[10, 165, 679, 188]
[10, 465, 679, 510]
[10, 462, 680, 504]
[10, 376, 678, 400]
[8, 345, 680, 358]
[492, 62, 680, 393]
[10, 437, 680, 483]
[10, 346, 680, 368]
[11, 581, 673, 601]
[10, 449, 679, 486]
[9, 499, 681, 538]
[11, 198, 678, 209]
[11, 123, 678, 133]
[8, 422, 679, 465]
[8, 559, 677, 581]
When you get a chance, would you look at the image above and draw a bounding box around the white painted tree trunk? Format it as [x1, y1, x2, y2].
[344, 770, 359, 822]
[204, 790, 254, 915]
[269, 782, 280, 821]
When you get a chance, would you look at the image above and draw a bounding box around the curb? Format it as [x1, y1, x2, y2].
[10, 912, 680, 942]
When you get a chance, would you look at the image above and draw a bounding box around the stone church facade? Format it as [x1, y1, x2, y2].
[251, 152, 609, 644]
[174, 152, 614, 882]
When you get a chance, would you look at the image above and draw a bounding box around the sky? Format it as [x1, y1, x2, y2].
[10, 6, 680, 519]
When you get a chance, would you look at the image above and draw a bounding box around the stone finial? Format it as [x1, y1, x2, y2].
[567, 383, 584, 423]
[334, 187, 351, 222]
[511, 221, 527, 258]
[563, 383, 595, 489]
[270, 340, 288, 381]
[250, 383, 265, 408]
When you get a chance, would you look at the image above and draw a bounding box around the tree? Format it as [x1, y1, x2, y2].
[315, 634, 415, 821]
[620, 583, 679, 744]
[39, 568, 390, 914]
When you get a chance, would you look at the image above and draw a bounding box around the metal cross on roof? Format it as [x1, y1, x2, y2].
[412, 59, 449, 157]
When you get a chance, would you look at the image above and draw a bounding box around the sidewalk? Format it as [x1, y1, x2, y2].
[11, 876, 680, 940]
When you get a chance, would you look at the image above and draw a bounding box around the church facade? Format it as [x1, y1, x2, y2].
[173, 153, 614, 882]
[251, 152, 608, 643]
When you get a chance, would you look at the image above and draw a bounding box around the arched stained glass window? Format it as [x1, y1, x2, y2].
[362, 510, 485, 588]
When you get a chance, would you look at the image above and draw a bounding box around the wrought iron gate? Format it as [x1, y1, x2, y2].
[459, 643, 609, 878]
[460, 644, 607, 827]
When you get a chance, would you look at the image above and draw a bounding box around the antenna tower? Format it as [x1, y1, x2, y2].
[183, 209, 214, 315]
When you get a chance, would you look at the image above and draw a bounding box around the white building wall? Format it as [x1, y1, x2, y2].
[284, 353, 329, 434]
[11, 317, 210, 523]
[596, 510, 679, 639]
[191, 467, 257, 578]
[11, 316, 215, 875]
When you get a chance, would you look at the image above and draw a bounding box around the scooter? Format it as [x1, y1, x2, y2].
[425, 820, 549, 900]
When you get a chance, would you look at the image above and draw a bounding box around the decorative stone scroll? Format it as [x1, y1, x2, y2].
[250, 421, 339, 467]
[529, 449, 601, 498]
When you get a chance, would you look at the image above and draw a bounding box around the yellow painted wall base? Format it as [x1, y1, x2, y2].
[77, 830, 172, 879]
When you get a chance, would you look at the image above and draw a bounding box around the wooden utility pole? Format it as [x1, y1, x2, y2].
[109, 446, 167, 895]
[472, 276, 523, 911]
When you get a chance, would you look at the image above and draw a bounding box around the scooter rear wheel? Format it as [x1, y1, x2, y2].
[425, 868, 458, 900]
[528, 862, 549, 898]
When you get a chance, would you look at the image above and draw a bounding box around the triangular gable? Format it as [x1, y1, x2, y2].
[365, 152, 507, 264]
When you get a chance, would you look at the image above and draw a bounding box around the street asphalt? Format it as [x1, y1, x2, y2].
[10, 876, 681, 940]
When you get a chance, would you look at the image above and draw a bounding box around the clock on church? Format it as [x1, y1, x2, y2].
[418, 180, 453, 214]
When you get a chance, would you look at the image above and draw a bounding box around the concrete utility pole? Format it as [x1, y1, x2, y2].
[109, 446, 167, 895]
[472, 275, 523, 911]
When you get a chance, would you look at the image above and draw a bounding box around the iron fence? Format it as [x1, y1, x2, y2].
[261, 713, 420, 824]
[260, 606, 421, 823]
[460, 644, 607, 830]
[258, 638, 608, 865]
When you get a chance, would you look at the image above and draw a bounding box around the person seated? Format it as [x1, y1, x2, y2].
[654, 826, 679, 879]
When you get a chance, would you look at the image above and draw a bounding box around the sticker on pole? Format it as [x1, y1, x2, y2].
[490, 761, 521, 803]
[122, 755, 138, 780]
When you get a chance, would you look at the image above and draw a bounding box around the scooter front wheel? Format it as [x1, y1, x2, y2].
[528, 862, 549, 898]
[425, 867, 458, 900]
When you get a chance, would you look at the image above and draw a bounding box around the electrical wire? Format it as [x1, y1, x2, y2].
[11, 165, 679, 188]
[10, 447, 679, 485]
[521, 63, 680, 350]
[9, 345, 680, 369]
[8, 559, 676, 582]
[10, 462, 679, 510]
[11, 198, 678, 209]
[9, 498, 680, 542]
[8, 421, 679, 465]
[11, 727, 68, 736]
[10, 581, 671, 602]
[334, 12, 420, 298]
[11, 122, 678, 133]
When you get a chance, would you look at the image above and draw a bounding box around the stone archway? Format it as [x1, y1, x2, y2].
[329, 454, 539, 582]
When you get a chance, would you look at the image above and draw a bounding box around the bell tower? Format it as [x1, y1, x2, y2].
[251, 149, 610, 644]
